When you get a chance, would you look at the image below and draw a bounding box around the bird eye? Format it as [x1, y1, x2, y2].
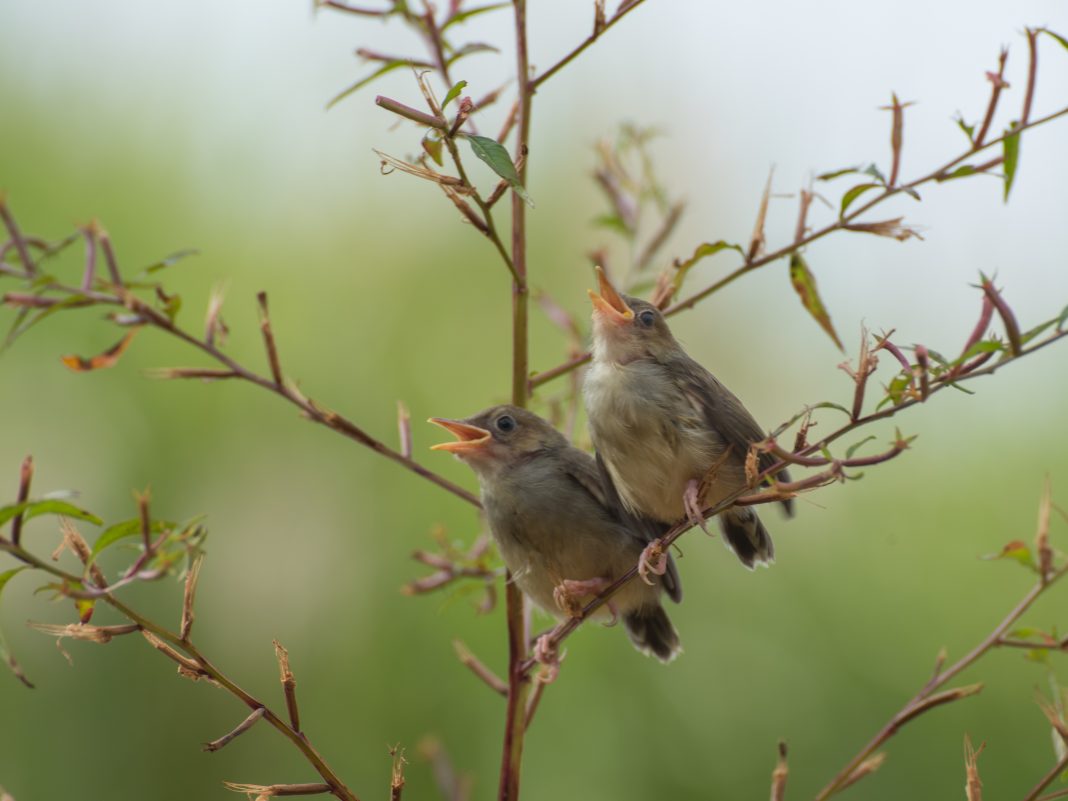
[637, 309, 657, 327]
[495, 415, 516, 432]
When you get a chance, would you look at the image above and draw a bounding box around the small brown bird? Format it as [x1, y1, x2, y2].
[584, 267, 793, 571]
[429, 405, 682, 663]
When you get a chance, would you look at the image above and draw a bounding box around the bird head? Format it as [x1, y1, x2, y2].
[587, 266, 677, 364]
[429, 405, 565, 478]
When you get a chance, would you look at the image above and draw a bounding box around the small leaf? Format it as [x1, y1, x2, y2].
[422, 131, 444, 166]
[788, 252, 843, 350]
[937, 165, 977, 182]
[1003, 123, 1020, 202]
[1057, 304, 1068, 332]
[816, 166, 861, 181]
[862, 163, 887, 184]
[845, 435, 877, 459]
[0, 499, 103, 529]
[89, 518, 174, 560]
[442, 80, 468, 108]
[672, 241, 744, 291]
[1039, 28, 1068, 53]
[441, 2, 509, 31]
[955, 115, 976, 144]
[446, 43, 500, 67]
[592, 213, 630, 235]
[0, 567, 28, 595]
[466, 135, 533, 207]
[61, 329, 140, 372]
[840, 183, 880, 216]
[327, 60, 412, 109]
[981, 539, 1037, 571]
[143, 248, 199, 275]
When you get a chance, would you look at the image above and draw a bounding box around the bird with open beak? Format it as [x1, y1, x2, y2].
[584, 267, 793, 572]
[429, 405, 682, 665]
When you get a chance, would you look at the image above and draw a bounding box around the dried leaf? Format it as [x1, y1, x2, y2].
[61, 329, 140, 372]
[789, 253, 843, 350]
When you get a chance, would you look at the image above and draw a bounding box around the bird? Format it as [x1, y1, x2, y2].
[584, 266, 793, 571]
[429, 404, 682, 665]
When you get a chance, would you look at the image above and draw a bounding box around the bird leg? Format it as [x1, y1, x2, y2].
[533, 634, 562, 683]
[683, 478, 712, 535]
[638, 539, 668, 586]
[552, 577, 617, 624]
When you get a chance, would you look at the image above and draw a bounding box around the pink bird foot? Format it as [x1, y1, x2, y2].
[638, 539, 668, 586]
[533, 634, 561, 683]
[683, 478, 712, 535]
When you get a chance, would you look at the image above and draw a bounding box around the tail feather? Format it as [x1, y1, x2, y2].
[718, 506, 774, 569]
[624, 604, 681, 663]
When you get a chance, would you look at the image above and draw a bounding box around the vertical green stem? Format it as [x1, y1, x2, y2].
[498, 1, 532, 799]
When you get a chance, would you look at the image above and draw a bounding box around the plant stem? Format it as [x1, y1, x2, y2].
[499, 3, 533, 800]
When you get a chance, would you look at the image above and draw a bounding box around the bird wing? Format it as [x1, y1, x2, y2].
[671, 354, 795, 517]
[594, 451, 683, 604]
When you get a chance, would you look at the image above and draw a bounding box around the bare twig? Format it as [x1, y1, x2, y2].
[204, 707, 266, 752]
[10, 455, 33, 547]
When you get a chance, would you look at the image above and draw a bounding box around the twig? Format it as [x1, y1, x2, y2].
[1022, 752, 1068, 801]
[204, 707, 266, 752]
[0, 538, 361, 801]
[275, 640, 301, 733]
[453, 640, 508, 696]
[257, 292, 285, 386]
[530, 0, 650, 90]
[10, 455, 32, 547]
[525, 103, 1068, 389]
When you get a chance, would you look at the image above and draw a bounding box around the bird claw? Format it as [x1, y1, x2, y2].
[638, 540, 668, 586]
[684, 479, 712, 535]
[533, 634, 561, 683]
[552, 577, 612, 618]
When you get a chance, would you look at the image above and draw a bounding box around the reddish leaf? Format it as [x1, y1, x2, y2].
[61, 329, 140, 372]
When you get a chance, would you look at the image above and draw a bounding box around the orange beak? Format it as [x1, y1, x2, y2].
[428, 418, 492, 454]
[587, 265, 633, 326]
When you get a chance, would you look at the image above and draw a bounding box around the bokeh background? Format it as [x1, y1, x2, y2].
[2, 1, 1068, 799]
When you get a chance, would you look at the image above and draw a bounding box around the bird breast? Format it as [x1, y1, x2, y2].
[585, 359, 735, 523]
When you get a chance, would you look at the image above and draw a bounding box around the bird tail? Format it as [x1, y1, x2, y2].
[719, 506, 775, 569]
[624, 604, 681, 663]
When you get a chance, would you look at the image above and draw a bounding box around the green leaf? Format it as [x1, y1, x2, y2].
[327, 60, 413, 109]
[422, 131, 444, 166]
[788, 252, 843, 350]
[441, 1, 509, 31]
[840, 183, 879, 216]
[0, 567, 28, 596]
[981, 539, 1037, 571]
[884, 374, 912, 407]
[442, 79, 467, 109]
[937, 165, 977, 183]
[89, 518, 175, 561]
[1039, 28, 1068, 53]
[862, 163, 887, 184]
[1002, 122, 1020, 202]
[1057, 304, 1068, 332]
[592, 213, 631, 235]
[845, 435, 877, 459]
[672, 241, 744, 292]
[816, 166, 861, 181]
[446, 43, 500, 67]
[466, 135, 533, 207]
[955, 116, 976, 145]
[0, 500, 102, 529]
[143, 248, 199, 275]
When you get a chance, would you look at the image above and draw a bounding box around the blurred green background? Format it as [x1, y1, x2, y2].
[2, 1, 1068, 799]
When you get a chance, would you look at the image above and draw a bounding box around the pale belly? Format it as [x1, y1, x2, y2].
[585, 360, 744, 524]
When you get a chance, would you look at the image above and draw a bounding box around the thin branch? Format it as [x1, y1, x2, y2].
[1022, 752, 1068, 801]
[203, 707, 266, 752]
[0, 539, 361, 801]
[530, 0, 650, 90]
[526, 103, 1068, 389]
[10, 455, 32, 547]
[257, 291, 285, 386]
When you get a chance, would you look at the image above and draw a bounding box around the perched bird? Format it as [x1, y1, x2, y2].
[429, 405, 682, 663]
[584, 267, 793, 570]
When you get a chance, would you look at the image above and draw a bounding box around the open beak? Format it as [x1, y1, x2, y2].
[428, 418, 492, 454]
[587, 265, 633, 326]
